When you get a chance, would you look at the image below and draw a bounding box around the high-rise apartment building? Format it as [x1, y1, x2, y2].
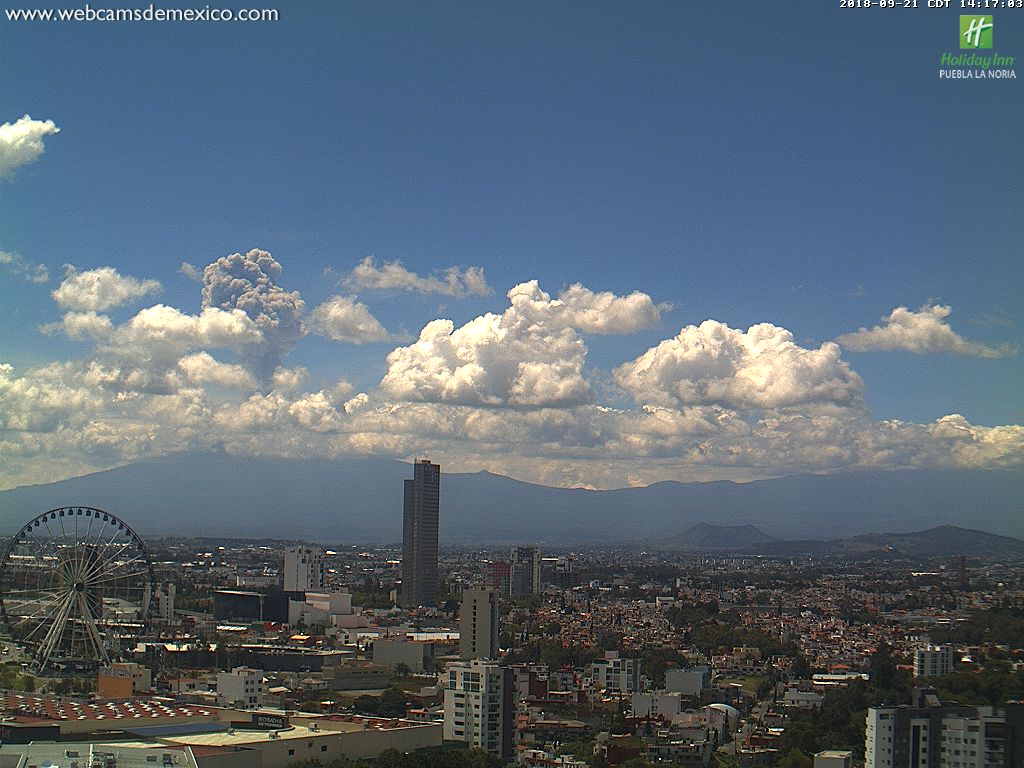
[591, 650, 641, 694]
[865, 690, 1006, 768]
[914, 645, 955, 678]
[460, 587, 499, 660]
[402, 459, 440, 608]
[443, 659, 514, 760]
[510, 545, 540, 597]
[284, 546, 325, 593]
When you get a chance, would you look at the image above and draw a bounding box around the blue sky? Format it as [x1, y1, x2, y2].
[1, 1, 1021, 489]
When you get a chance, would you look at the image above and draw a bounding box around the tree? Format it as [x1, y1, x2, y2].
[869, 643, 898, 692]
[373, 749, 405, 768]
[610, 702, 630, 736]
[380, 684, 409, 717]
[776, 748, 812, 768]
[463, 749, 503, 768]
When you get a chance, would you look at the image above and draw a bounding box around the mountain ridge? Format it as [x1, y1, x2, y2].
[0, 453, 1021, 544]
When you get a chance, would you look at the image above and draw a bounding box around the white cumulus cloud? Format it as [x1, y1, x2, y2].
[380, 281, 601, 408]
[109, 304, 263, 360]
[308, 295, 391, 344]
[343, 257, 492, 297]
[0, 115, 59, 177]
[507, 280, 667, 335]
[614, 320, 864, 411]
[177, 352, 257, 390]
[837, 304, 1014, 358]
[41, 310, 115, 341]
[52, 265, 162, 312]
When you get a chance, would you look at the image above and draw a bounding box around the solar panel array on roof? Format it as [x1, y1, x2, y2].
[3, 693, 214, 723]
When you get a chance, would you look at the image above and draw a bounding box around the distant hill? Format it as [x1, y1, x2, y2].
[0, 453, 1022, 544]
[663, 523, 777, 551]
[748, 525, 1024, 559]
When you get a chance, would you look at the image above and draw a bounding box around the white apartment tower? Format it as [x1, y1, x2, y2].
[443, 659, 513, 760]
[591, 650, 641, 694]
[914, 645, 955, 678]
[284, 546, 325, 592]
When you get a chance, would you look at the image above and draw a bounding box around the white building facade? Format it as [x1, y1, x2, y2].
[216, 666, 265, 709]
[443, 659, 513, 760]
[284, 546, 325, 592]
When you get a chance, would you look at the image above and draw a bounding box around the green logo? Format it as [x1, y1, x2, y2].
[961, 16, 993, 49]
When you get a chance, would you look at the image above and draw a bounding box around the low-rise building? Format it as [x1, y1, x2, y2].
[217, 667, 265, 709]
[814, 750, 854, 768]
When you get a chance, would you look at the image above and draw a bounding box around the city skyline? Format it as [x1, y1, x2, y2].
[1, 3, 1022, 493]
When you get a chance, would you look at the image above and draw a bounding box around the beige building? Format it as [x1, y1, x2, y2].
[97, 662, 153, 698]
[459, 587, 499, 660]
[0, 695, 441, 768]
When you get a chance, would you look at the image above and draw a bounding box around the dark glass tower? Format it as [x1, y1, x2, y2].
[401, 459, 440, 608]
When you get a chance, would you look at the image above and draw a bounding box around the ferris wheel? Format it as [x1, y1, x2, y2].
[0, 507, 156, 673]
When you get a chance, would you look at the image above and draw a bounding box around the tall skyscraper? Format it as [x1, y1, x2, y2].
[510, 546, 540, 597]
[402, 459, 440, 608]
[460, 587, 499, 660]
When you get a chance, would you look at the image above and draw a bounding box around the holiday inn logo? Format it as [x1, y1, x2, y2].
[961, 15, 993, 49]
[939, 14, 1016, 78]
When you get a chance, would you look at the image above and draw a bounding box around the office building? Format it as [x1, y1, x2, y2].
[510, 545, 540, 596]
[284, 546, 325, 593]
[401, 459, 440, 608]
[460, 587, 500, 660]
[443, 659, 514, 760]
